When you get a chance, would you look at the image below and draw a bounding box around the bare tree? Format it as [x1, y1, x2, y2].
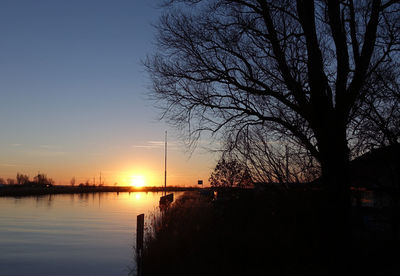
[351, 65, 400, 155]
[6, 178, 15, 185]
[16, 173, 30, 185]
[147, 1, 400, 265]
[33, 173, 54, 186]
[224, 126, 321, 186]
[147, 0, 400, 203]
[209, 157, 253, 187]
[70, 177, 76, 187]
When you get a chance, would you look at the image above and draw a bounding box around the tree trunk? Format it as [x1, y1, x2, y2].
[316, 121, 352, 273]
[319, 133, 351, 207]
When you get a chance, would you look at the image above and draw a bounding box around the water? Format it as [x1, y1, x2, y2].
[0, 192, 179, 276]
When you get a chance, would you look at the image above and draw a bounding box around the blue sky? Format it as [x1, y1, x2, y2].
[0, 0, 215, 186]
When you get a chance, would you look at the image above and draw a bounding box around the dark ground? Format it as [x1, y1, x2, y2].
[140, 189, 400, 276]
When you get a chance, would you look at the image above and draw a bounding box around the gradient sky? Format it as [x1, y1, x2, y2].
[0, 0, 217, 186]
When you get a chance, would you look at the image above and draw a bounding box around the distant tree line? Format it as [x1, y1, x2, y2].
[0, 174, 109, 187]
[0, 173, 54, 187]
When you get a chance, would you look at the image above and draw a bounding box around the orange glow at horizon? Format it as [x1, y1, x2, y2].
[130, 175, 146, 188]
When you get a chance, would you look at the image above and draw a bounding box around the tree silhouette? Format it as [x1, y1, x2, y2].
[351, 66, 400, 153]
[16, 173, 30, 185]
[147, 0, 399, 202]
[147, 0, 400, 267]
[224, 129, 321, 186]
[209, 157, 253, 187]
[33, 173, 54, 186]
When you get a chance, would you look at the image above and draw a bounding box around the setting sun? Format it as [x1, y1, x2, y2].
[130, 175, 146, 188]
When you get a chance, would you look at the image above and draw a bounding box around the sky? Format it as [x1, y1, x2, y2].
[0, 0, 217, 186]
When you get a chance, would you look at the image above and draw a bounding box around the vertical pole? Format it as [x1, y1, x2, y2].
[137, 214, 144, 276]
[164, 130, 167, 196]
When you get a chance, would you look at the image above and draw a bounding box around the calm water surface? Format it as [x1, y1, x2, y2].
[0, 192, 179, 276]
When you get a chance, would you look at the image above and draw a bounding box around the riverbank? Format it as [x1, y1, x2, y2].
[0, 185, 203, 197]
[141, 189, 400, 276]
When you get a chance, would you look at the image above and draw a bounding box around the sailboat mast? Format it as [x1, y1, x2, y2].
[164, 131, 167, 195]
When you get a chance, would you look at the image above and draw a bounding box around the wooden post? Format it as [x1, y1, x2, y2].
[136, 214, 144, 276]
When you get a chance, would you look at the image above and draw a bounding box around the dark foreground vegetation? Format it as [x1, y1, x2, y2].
[141, 189, 400, 276]
[0, 185, 200, 197]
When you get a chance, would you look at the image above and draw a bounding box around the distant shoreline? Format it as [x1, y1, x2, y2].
[0, 185, 205, 197]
